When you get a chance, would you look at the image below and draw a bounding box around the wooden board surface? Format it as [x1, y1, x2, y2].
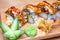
[0, 23, 60, 40]
[18, 23, 60, 40]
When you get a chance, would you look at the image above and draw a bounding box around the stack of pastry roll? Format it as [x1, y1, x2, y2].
[3, 1, 60, 33]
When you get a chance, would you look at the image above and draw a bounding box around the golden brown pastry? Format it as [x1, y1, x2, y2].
[23, 4, 41, 14]
[35, 17, 53, 33]
[37, 1, 56, 14]
[5, 6, 23, 20]
[52, 0, 60, 10]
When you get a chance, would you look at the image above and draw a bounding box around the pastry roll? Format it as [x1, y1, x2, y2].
[35, 17, 53, 33]
[37, 1, 56, 20]
[22, 4, 41, 24]
[52, 1, 60, 10]
[5, 6, 25, 27]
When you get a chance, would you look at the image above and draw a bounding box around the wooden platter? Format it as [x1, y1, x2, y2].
[0, 23, 60, 40]
[0, 0, 60, 40]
